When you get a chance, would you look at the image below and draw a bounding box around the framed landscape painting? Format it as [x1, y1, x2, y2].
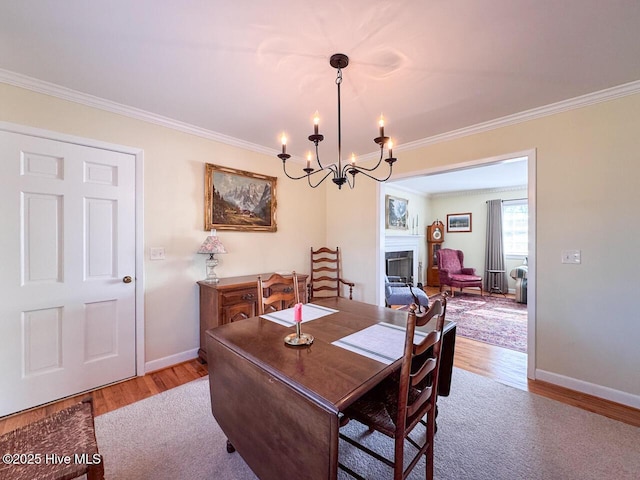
[385, 195, 409, 230]
[447, 212, 472, 232]
[205, 163, 277, 232]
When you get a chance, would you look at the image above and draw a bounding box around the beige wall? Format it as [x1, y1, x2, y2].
[0, 83, 327, 366]
[325, 179, 379, 302]
[330, 93, 640, 404]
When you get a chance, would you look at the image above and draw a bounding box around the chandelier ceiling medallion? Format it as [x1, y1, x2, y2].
[277, 53, 397, 190]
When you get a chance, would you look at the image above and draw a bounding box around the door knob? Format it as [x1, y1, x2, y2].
[123, 276, 133, 283]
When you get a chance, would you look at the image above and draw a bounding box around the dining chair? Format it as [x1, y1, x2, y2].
[339, 297, 447, 480]
[309, 246, 355, 300]
[257, 271, 300, 315]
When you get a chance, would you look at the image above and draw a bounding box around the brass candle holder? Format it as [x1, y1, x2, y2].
[284, 321, 314, 346]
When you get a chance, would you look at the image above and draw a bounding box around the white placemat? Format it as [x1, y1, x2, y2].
[332, 322, 427, 364]
[260, 303, 338, 327]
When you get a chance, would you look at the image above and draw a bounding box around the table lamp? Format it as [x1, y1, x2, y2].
[197, 229, 227, 283]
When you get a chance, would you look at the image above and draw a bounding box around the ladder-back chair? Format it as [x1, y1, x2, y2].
[339, 297, 447, 480]
[309, 247, 354, 300]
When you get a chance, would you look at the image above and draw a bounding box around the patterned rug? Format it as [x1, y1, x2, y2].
[407, 292, 528, 352]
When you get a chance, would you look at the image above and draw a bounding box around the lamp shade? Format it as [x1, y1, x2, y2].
[198, 230, 226, 255]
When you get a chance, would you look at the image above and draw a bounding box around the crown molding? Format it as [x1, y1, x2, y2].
[384, 182, 426, 197]
[0, 68, 278, 157]
[430, 185, 528, 199]
[397, 80, 640, 152]
[3, 68, 640, 156]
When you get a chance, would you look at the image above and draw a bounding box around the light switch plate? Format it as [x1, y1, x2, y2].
[561, 249, 581, 264]
[150, 247, 166, 260]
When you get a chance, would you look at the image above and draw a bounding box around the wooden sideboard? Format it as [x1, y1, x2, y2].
[197, 272, 308, 363]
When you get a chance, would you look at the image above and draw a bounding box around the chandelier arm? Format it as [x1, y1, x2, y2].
[348, 164, 394, 183]
[347, 148, 387, 173]
[314, 142, 326, 170]
[345, 172, 356, 189]
[307, 169, 334, 188]
[282, 159, 337, 181]
[282, 161, 314, 180]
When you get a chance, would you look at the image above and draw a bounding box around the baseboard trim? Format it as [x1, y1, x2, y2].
[144, 348, 199, 374]
[535, 369, 640, 409]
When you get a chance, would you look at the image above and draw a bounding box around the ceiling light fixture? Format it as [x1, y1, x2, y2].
[277, 53, 397, 190]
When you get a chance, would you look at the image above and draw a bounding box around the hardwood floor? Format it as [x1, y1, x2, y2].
[2, 298, 639, 434]
[0, 360, 208, 435]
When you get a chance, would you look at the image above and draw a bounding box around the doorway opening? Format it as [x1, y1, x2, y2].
[378, 149, 536, 378]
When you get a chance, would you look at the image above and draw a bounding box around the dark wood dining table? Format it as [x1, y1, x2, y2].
[206, 297, 456, 480]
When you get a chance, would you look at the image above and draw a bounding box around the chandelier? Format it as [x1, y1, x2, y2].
[277, 53, 397, 189]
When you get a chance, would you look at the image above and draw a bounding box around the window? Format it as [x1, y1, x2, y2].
[502, 199, 528, 256]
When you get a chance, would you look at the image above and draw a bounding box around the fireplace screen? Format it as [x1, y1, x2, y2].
[385, 250, 413, 284]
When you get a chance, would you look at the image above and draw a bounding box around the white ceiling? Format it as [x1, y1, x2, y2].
[390, 157, 528, 195]
[1, 1, 640, 185]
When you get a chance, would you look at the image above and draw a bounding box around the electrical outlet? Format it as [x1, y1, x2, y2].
[150, 247, 166, 260]
[561, 250, 581, 264]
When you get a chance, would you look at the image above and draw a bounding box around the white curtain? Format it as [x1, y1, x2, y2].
[485, 199, 507, 293]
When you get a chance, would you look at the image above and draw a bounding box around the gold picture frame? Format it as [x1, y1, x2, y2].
[205, 163, 277, 232]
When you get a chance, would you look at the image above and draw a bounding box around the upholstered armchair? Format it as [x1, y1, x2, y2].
[510, 265, 528, 304]
[436, 248, 483, 297]
[384, 275, 429, 308]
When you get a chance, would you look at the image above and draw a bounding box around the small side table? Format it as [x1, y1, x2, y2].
[486, 269, 506, 296]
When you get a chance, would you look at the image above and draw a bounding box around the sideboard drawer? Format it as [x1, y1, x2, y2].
[220, 288, 257, 306]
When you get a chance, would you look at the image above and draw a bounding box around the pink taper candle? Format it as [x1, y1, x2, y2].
[294, 303, 303, 323]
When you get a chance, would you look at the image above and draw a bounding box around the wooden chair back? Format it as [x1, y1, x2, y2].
[397, 298, 447, 440]
[309, 247, 354, 300]
[338, 297, 448, 480]
[257, 272, 300, 315]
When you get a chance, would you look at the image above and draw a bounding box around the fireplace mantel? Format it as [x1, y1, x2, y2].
[385, 235, 422, 252]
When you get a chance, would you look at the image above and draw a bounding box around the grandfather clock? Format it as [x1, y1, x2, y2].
[426, 220, 445, 287]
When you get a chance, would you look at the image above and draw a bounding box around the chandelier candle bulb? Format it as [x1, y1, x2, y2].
[281, 134, 287, 154]
[313, 112, 319, 135]
[351, 153, 356, 166]
[388, 140, 394, 159]
[379, 115, 385, 137]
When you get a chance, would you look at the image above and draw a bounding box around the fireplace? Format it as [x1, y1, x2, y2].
[385, 250, 414, 284]
[384, 235, 421, 286]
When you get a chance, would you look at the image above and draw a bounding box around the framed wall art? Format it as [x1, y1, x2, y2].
[205, 163, 277, 232]
[385, 195, 409, 230]
[446, 212, 472, 232]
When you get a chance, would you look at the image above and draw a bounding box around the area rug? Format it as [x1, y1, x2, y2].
[94, 371, 640, 480]
[424, 292, 527, 352]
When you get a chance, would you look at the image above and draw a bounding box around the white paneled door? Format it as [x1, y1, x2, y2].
[0, 131, 137, 416]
